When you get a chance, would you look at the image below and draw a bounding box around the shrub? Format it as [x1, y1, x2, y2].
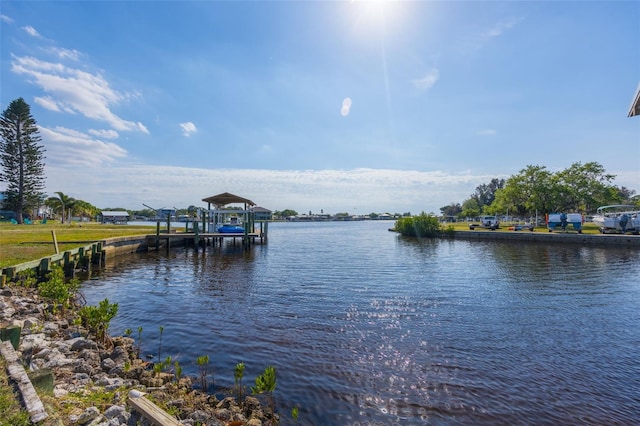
[38, 266, 80, 313]
[77, 298, 118, 344]
[394, 212, 442, 238]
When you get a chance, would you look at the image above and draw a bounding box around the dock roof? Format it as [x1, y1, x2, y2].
[202, 192, 256, 207]
[629, 81, 640, 117]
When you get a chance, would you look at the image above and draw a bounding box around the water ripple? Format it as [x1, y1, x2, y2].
[82, 222, 640, 425]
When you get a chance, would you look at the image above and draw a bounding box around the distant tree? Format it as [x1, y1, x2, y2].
[0, 98, 46, 223]
[131, 208, 154, 218]
[369, 212, 379, 219]
[551, 161, 616, 212]
[491, 165, 554, 216]
[459, 198, 480, 219]
[614, 186, 636, 204]
[45, 192, 76, 223]
[73, 199, 99, 221]
[276, 209, 298, 218]
[472, 178, 505, 208]
[440, 203, 462, 217]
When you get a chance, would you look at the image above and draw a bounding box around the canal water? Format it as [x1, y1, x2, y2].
[82, 221, 640, 425]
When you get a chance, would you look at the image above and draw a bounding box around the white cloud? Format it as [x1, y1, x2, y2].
[11, 55, 149, 134]
[47, 47, 81, 61]
[461, 17, 523, 53]
[22, 25, 41, 37]
[482, 17, 522, 39]
[180, 122, 197, 137]
[43, 165, 497, 213]
[1, 14, 14, 24]
[341, 97, 352, 116]
[88, 129, 120, 139]
[40, 126, 128, 167]
[34, 96, 63, 112]
[412, 69, 439, 91]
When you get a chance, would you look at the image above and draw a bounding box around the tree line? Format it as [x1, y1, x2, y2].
[440, 163, 638, 219]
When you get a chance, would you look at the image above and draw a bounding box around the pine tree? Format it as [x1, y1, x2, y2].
[0, 98, 46, 224]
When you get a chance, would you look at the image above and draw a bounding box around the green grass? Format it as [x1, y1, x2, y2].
[444, 221, 602, 234]
[0, 221, 156, 268]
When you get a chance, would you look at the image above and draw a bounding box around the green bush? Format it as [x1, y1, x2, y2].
[38, 266, 80, 312]
[394, 212, 442, 238]
[78, 298, 118, 344]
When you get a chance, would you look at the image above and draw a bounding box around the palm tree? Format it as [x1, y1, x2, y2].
[45, 191, 76, 223]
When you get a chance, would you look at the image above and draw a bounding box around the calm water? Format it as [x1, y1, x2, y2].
[82, 221, 640, 425]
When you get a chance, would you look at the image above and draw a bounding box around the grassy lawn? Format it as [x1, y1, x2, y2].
[445, 220, 602, 234]
[0, 221, 156, 269]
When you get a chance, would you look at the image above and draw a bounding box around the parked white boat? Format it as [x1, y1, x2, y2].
[592, 205, 640, 234]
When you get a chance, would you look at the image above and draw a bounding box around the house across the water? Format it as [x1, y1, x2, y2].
[100, 211, 130, 224]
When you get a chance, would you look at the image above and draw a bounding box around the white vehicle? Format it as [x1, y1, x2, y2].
[469, 215, 500, 230]
[592, 205, 640, 234]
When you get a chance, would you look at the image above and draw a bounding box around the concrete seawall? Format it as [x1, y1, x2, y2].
[100, 235, 152, 257]
[453, 230, 640, 247]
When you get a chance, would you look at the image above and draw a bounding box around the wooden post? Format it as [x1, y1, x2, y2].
[194, 221, 200, 251]
[51, 230, 59, 254]
[39, 258, 51, 280]
[128, 390, 182, 425]
[63, 251, 74, 277]
[1, 341, 48, 423]
[4, 267, 15, 281]
[156, 221, 160, 251]
[0, 325, 21, 350]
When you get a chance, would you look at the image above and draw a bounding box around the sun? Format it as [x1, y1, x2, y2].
[350, 0, 403, 37]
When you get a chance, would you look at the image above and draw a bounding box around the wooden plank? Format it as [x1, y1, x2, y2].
[0, 341, 48, 423]
[128, 390, 183, 426]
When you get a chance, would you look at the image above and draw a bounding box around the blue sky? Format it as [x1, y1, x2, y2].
[1, 1, 638, 215]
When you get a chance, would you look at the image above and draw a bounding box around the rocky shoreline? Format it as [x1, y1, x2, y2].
[0, 283, 275, 426]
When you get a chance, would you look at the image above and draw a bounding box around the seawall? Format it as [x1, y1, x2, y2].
[452, 230, 640, 247]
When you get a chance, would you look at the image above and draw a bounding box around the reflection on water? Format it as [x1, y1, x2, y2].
[82, 221, 640, 425]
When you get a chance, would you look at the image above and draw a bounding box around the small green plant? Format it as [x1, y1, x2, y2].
[77, 298, 118, 344]
[14, 269, 37, 288]
[38, 265, 80, 313]
[252, 365, 277, 423]
[196, 355, 209, 391]
[153, 362, 162, 378]
[174, 361, 182, 382]
[124, 328, 132, 338]
[234, 362, 245, 406]
[291, 406, 299, 423]
[153, 356, 174, 378]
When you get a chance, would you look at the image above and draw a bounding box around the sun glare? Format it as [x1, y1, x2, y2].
[350, 0, 402, 35]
